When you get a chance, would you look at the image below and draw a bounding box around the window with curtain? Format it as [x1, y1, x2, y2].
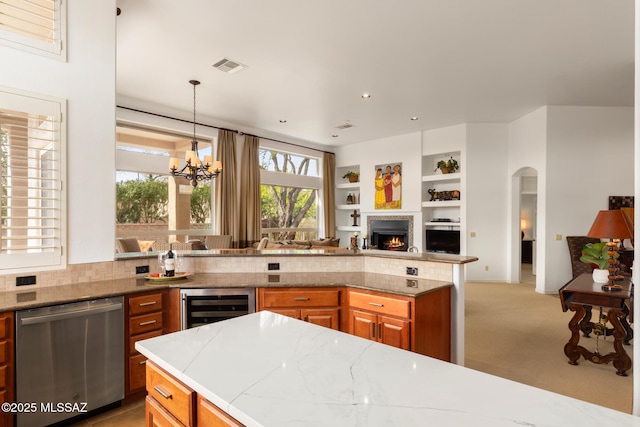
[0, 0, 66, 58]
[115, 125, 213, 248]
[0, 87, 65, 271]
[259, 146, 321, 241]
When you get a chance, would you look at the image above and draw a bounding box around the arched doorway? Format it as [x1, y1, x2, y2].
[511, 167, 538, 285]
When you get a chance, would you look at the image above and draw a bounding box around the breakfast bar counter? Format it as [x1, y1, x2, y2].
[137, 311, 640, 427]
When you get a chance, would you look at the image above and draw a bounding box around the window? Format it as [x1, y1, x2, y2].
[259, 145, 321, 240]
[0, 87, 65, 271]
[0, 0, 66, 58]
[115, 125, 213, 249]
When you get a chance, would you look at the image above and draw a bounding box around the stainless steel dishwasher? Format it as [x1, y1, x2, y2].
[15, 297, 124, 427]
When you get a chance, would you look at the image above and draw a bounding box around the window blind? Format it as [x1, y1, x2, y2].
[0, 0, 64, 57]
[0, 88, 64, 270]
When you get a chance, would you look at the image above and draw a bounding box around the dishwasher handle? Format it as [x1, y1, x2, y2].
[20, 302, 123, 326]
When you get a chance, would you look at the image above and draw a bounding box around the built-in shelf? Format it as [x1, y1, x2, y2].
[337, 204, 361, 210]
[336, 182, 361, 189]
[421, 200, 461, 208]
[421, 173, 461, 183]
[337, 226, 361, 232]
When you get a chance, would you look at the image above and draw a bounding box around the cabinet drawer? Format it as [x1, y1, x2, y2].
[129, 311, 163, 335]
[0, 341, 7, 365]
[129, 292, 163, 316]
[0, 314, 11, 341]
[0, 366, 7, 389]
[349, 291, 410, 319]
[198, 395, 244, 427]
[129, 353, 148, 392]
[147, 361, 195, 427]
[129, 329, 163, 355]
[146, 395, 184, 427]
[262, 289, 340, 308]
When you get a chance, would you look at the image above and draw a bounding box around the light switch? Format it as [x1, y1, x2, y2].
[470, 232, 476, 238]
[556, 234, 562, 241]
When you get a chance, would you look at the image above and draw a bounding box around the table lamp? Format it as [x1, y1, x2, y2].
[586, 210, 634, 291]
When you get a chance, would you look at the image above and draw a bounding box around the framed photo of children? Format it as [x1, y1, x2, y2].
[374, 163, 402, 209]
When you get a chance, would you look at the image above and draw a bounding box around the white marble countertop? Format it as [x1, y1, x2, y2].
[136, 311, 640, 427]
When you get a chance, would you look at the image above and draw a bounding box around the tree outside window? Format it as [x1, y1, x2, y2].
[259, 148, 319, 241]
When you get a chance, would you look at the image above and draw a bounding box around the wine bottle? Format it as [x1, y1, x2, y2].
[165, 244, 175, 277]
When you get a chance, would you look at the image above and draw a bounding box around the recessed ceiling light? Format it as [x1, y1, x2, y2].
[361, 93, 371, 99]
[410, 116, 419, 121]
[279, 119, 287, 123]
[332, 134, 339, 138]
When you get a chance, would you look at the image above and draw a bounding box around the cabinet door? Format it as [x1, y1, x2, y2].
[146, 396, 184, 427]
[379, 315, 410, 350]
[302, 308, 339, 330]
[198, 395, 244, 427]
[349, 309, 376, 341]
[268, 308, 301, 320]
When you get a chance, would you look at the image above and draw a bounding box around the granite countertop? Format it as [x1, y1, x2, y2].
[137, 311, 640, 427]
[1, 272, 451, 312]
[115, 248, 479, 264]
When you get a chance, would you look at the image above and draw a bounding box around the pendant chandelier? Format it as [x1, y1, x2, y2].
[169, 80, 222, 187]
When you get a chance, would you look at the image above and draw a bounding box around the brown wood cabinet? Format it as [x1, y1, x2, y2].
[146, 361, 244, 427]
[350, 309, 411, 350]
[0, 312, 13, 427]
[126, 291, 166, 400]
[258, 287, 342, 330]
[197, 395, 243, 427]
[348, 287, 451, 361]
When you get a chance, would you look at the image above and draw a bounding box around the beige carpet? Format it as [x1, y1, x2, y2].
[465, 270, 633, 414]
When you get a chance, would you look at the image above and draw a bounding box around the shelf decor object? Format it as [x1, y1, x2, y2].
[434, 157, 459, 174]
[169, 80, 222, 187]
[585, 210, 634, 291]
[342, 171, 360, 183]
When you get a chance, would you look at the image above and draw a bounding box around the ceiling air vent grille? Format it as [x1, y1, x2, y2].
[336, 122, 354, 130]
[212, 58, 246, 74]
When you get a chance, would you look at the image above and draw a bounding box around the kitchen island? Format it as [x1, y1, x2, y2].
[137, 311, 640, 427]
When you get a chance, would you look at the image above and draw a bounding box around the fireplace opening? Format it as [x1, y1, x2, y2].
[369, 219, 410, 251]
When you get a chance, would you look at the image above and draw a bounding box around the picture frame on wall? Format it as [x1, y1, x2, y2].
[374, 163, 402, 209]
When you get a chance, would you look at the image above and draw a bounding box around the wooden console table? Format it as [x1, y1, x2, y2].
[559, 273, 633, 376]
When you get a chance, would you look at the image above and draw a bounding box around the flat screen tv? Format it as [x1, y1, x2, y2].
[425, 229, 460, 254]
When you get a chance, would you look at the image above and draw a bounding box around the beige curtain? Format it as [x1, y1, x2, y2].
[215, 130, 238, 246]
[238, 135, 261, 248]
[323, 152, 336, 237]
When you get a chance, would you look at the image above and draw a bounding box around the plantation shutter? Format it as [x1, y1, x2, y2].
[0, 0, 64, 57]
[0, 88, 65, 270]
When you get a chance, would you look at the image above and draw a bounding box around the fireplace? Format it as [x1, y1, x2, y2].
[367, 216, 413, 251]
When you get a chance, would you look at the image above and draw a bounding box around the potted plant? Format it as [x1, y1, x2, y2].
[434, 157, 459, 174]
[579, 242, 617, 283]
[342, 171, 360, 183]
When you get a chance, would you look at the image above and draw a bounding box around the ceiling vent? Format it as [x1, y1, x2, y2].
[212, 58, 246, 74]
[335, 122, 354, 130]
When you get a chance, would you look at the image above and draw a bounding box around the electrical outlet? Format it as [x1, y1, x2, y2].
[135, 265, 150, 275]
[556, 234, 562, 241]
[484, 265, 489, 271]
[268, 263, 280, 271]
[406, 267, 418, 276]
[16, 275, 36, 286]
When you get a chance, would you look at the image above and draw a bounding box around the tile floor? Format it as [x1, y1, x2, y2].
[69, 399, 145, 426]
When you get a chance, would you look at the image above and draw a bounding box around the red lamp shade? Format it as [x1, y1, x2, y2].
[586, 210, 634, 240]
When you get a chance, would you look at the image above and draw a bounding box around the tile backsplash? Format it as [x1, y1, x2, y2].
[0, 254, 455, 292]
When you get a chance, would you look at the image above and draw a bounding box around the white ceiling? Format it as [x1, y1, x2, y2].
[115, 0, 634, 148]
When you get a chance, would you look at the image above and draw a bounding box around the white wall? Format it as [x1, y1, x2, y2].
[509, 108, 548, 290]
[465, 123, 509, 281]
[545, 106, 634, 292]
[335, 132, 422, 247]
[1, 0, 117, 265]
